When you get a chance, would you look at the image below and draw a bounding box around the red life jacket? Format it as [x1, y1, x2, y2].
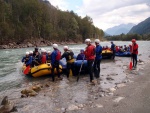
[56, 50, 61, 61]
[132, 43, 138, 55]
[116, 47, 119, 52]
[84, 44, 95, 60]
[41, 55, 46, 63]
[129, 45, 132, 53]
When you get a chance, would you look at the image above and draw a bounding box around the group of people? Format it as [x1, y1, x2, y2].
[115, 45, 131, 53]
[22, 38, 138, 84]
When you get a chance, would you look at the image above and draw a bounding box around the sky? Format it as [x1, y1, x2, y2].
[48, 0, 150, 31]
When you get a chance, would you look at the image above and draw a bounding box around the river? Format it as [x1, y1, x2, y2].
[0, 41, 150, 112]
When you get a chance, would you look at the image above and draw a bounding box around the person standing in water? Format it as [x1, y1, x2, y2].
[93, 39, 102, 82]
[22, 52, 32, 66]
[84, 39, 96, 85]
[131, 39, 138, 69]
[51, 44, 62, 82]
[111, 41, 116, 59]
[61, 46, 75, 79]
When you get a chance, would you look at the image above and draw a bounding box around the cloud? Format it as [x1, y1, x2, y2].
[77, 0, 150, 30]
[47, 0, 150, 30]
[48, 0, 69, 10]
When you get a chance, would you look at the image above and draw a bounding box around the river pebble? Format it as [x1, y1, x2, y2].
[113, 97, 125, 103]
[116, 83, 126, 88]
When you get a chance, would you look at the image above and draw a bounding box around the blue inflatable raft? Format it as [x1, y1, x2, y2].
[115, 51, 131, 57]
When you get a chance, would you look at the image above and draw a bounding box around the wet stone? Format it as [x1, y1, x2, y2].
[0, 96, 16, 113]
[67, 104, 79, 111]
[116, 83, 126, 88]
[108, 93, 114, 96]
[94, 96, 98, 100]
[113, 97, 125, 103]
[109, 88, 116, 92]
[106, 76, 114, 81]
[104, 82, 107, 84]
[21, 94, 27, 98]
[45, 83, 50, 87]
[95, 104, 103, 108]
[139, 62, 144, 65]
[99, 94, 104, 97]
[78, 104, 84, 108]
[61, 107, 66, 113]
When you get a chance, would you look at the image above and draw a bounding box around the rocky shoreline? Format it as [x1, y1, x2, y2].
[0, 57, 149, 113]
[0, 38, 81, 49]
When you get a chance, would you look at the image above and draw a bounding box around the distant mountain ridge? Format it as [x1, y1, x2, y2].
[129, 17, 150, 35]
[105, 23, 135, 36]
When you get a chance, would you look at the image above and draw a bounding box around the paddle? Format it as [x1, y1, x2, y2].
[77, 55, 85, 82]
[129, 43, 133, 70]
[24, 65, 30, 75]
[129, 58, 132, 70]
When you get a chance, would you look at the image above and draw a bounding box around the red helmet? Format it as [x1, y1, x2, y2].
[132, 39, 136, 42]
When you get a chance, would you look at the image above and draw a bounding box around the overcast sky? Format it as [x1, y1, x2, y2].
[48, 0, 150, 30]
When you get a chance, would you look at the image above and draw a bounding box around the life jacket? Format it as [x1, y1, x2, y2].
[41, 55, 46, 64]
[84, 44, 95, 60]
[129, 45, 132, 53]
[116, 47, 119, 52]
[95, 45, 102, 60]
[56, 50, 61, 61]
[47, 55, 51, 63]
[25, 56, 29, 63]
[66, 50, 74, 63]
[132, 43, 138, 55]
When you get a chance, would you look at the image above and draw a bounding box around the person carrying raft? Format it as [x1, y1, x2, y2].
[22, 52, 32, 67]
[93, 39, 102, 81]
[131, 39, 138, 69]
[84, 39, 96, 85]
[61, 46, 75, 79]
[51, 44, 62, 81]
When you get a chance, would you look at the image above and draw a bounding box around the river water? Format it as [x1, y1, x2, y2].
[0, 41, 150, 112]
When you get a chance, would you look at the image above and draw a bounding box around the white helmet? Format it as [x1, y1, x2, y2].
[53, 44, 58, 49]
[41, 48, 45, 53]
[63, 46, 69, 50]
[29, 51, 33, 54]
[85, 39, 91, 43]
[47, 51, 51, 54]
[26, 52, 29, 55]
[95, 39, 100, 43]
[41, 48, 44, 52]
[43, 49, 46, 53]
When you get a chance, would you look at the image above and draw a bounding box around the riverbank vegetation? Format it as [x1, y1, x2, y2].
[105, 33, 150, 41]
[0, 0, 104, 45]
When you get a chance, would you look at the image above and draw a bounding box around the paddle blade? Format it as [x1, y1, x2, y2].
[129, 61, 132, 70]
[24, 65, 30, 75]
[69, 69, 73, 77]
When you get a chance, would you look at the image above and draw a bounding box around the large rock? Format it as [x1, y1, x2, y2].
[0, 96, 16, 113]
[1, 45, 9, 49]
[27, 42, 33, 47]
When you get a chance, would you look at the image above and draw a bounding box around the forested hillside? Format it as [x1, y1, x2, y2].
[0, 0, 104, 46]
[129, 17, 150, 35]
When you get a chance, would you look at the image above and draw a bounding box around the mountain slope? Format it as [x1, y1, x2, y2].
[105, 23, 135, 35]
[129, 17, 150, 35]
